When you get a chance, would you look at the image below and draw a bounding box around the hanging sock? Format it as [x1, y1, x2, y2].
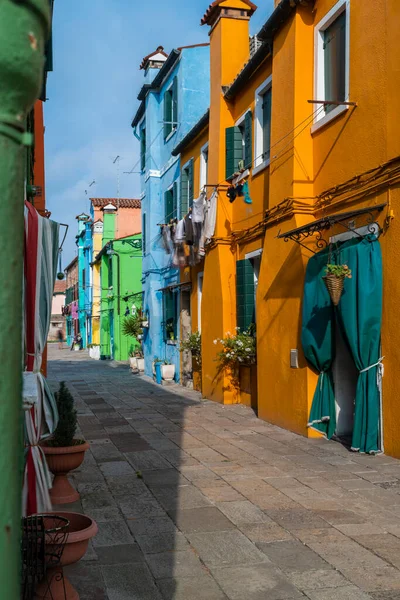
[242, 181, 252, 204]
[226, 186, 237, 203]
[236, 183, 244, 197]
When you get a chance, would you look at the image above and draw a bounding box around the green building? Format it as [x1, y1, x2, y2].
[95, 204, 142, 361]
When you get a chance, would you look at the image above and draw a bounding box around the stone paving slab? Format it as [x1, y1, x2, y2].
[47, 347, 400, 600]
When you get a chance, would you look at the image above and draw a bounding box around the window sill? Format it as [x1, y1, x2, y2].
[166, 340, 177, 346]
[252, 160, 270, 177]
[311, 104, 349, 135]
[165, 128, 177, 144]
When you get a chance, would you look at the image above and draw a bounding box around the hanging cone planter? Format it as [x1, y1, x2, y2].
[323, 274, 345, 305]
[323, 264, 352, 306]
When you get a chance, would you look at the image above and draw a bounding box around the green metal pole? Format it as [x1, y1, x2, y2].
[0, 1, 50, 597]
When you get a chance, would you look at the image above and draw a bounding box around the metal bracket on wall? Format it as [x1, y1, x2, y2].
[277, 203, 387, 254]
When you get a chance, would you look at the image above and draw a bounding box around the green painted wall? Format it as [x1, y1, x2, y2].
[99, 213, 142, 361]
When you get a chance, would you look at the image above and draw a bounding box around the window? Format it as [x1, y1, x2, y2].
[236, 258, 256, 331]
[180, 159, 194, 216]
[165, 182, 178, 223]
[314, 0, 349, 129]
[225, 110, 252, 180]
[164, 76, 178, 140]
[163, 289, 178, 341]
[140, 126, 146, 171]
[142, 213, 147, 256]
[200, 143, 209, 191]
[82, 268, 86, 290]
[254, 77, 272, 173]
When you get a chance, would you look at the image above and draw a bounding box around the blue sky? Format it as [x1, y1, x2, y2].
[45, 0, 274, 265]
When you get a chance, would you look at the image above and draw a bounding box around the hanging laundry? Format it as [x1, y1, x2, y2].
[203, 190, 217, 241]
[236, 183, 244, 197]
[227, 186, 237, 203]
[161, 225, 172, 254]
[184, 214, 194, 246]
[192, 191, 207, 223]
[242, 181, 252, 205]
[175, 219, 185, 244]
[192, 221, 202, 249]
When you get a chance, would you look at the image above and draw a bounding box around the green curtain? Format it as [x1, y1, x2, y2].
[336, 236, 383, 454]
[302, 247, 336, 438]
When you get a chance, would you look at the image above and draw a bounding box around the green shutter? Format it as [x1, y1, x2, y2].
[172, 76, 178, 130]
[324, 11, 346, 113]
[180, 168, 189, 216]
[165, 190, 174, 223]
[188, 159, 194, 208]
[142, 213, 146, 255]
[164, 90, 172, 139]
[173, 181, 178, 220]
[236, 259, 255, 331]
[140, 127, 146, 171]
[225, 126, 243, 180]
[262, 90, 272, 161]
[244, 111, 253, 170]
[164, 291, 177, 341]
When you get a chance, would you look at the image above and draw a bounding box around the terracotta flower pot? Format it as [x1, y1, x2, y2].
[35, 512, 98, 600]
[42, 441, 89, 504]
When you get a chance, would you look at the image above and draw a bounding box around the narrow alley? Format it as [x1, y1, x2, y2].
[48, 346, 400, 600]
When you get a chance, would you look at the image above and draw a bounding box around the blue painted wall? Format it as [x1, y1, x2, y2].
[76, 215, 93, 348]
[135, 45, 210, 380]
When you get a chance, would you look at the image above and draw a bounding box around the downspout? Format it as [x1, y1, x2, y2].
[0, 0, 50, 597]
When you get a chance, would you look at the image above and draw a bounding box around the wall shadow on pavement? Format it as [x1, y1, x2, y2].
[47, 346, 201, 600]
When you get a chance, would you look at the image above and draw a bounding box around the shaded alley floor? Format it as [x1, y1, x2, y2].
[48, 346, 400, 600]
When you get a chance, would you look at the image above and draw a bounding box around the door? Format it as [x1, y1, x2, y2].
[109, 310, 114, 359]
[332, 324, 358, 441]
[181, 290, 192, 386]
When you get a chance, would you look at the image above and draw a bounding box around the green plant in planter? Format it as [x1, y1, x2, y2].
[179, 331, 201, 365]
[325, 264, 352, 278]
[47, 382, 83, 447]
[122, 313, 143, 340]
[215, 326, 256, 370]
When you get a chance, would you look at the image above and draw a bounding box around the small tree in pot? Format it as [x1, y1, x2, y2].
[42, 382, 89, 504]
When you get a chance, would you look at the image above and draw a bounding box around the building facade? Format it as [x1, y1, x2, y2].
[64, 256, 79, 346]
[132, 43, 210, 380]
[76, 213, 93, 349]
[163, 0, 400, 458]
[93, 203, 142, 361]
[48, 280, 66, 342]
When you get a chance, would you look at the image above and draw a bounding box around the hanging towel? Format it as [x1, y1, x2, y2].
[243, 181, 252, 205]
[192, 191, 207, 223]
[175, 219, 185, 244]
[184, 214, 194, 246]
[203, 190, 217, 241]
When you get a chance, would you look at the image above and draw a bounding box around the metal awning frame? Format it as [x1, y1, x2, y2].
[277, 203, 387, 254]
[159, 281, 192, 293]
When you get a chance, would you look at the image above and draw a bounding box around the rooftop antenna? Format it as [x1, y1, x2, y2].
[85, 180, 96, 213]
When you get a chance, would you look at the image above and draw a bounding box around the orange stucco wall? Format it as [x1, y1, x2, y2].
[194, 0, 400, 457]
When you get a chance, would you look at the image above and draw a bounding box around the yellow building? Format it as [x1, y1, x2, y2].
[174, 0, 400, 458]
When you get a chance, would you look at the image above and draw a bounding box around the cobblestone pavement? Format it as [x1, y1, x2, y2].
[48, 346, 400, 600]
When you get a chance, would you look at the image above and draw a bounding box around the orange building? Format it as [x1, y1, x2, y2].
[174, 0, 400, 458]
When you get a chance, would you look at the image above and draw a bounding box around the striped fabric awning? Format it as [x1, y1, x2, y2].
[23, 202, 60, 516]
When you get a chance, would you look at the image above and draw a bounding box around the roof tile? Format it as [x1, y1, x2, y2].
[90, 198, 141, 209]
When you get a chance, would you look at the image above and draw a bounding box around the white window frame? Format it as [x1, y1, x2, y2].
[245, 249, 262, 322]
[197, 272, 204, 332]
[199, 142, 209, 192]
[312, 0, 350, 134]
[253, 75, 272, 176]
[164, 80, 177, 143]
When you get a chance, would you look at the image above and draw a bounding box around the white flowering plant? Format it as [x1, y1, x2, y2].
[179, 331, 202, 366]
[214, 326, 256, 369]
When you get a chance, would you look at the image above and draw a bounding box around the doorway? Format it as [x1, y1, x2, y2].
[181, 290, 192, 387]
[332, 322, 358, 443]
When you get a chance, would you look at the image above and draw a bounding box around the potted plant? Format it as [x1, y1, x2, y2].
[323, 263, 352, 306]
[129, 351, 137, 370]
[41, 382, 89, 504]
[161, 359, 175, 381]
[135, 350, 145, 372]
[35, 512, 98, 600]
[122, 313, 143, 344]
[215, 327, 256, 382]
[180, 331, 202, 390]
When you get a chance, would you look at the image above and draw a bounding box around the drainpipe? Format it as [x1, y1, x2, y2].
[0, 1, 50, 597]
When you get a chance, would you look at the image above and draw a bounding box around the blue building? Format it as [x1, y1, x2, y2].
[131, 44, 210, 380]
[76, 213, 93, 348]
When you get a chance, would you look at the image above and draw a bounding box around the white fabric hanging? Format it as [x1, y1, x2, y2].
[203, 190, 217, 241]
[192, 191, 207, 223]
